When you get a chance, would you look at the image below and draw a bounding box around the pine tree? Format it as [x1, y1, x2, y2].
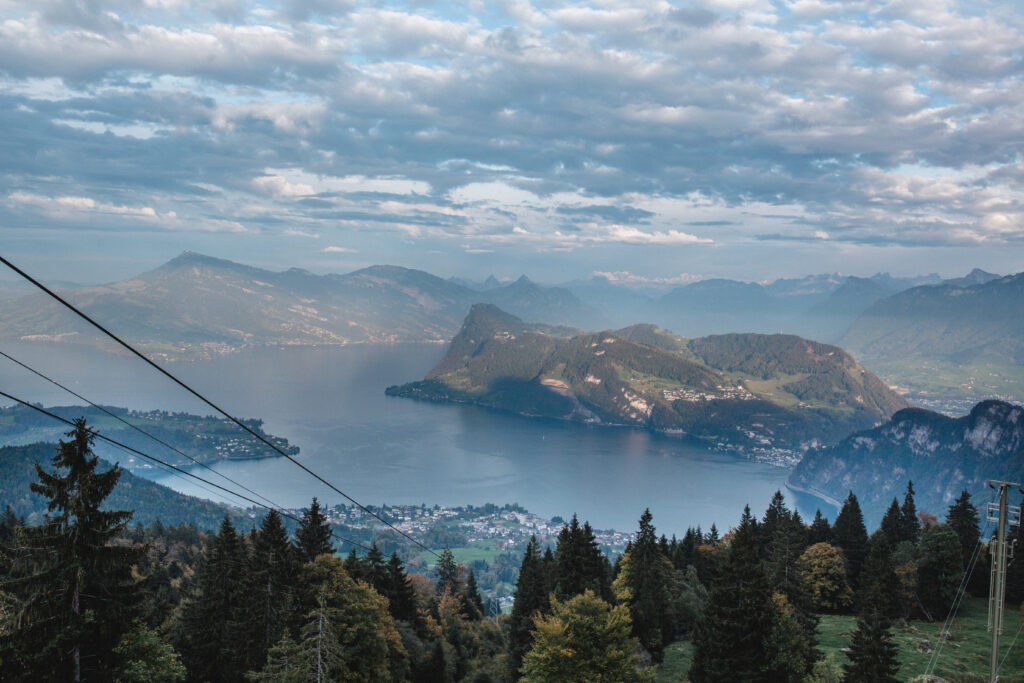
[879, 498, 903, 547]
[434, 546, 462, 596]
[899, 480, 920, 545]
[917, 523, 963, 619]
[946, 490, 980, 572]
[764, 500, 816, 673]
[831, 491, 869, 591]
[343, 547, 367, 581]
[180, 515, 251, 682]
[690, 506, 780, 682]
[807, 510, 831, 545]
[381, 551, 421, 626]
[509, 536, 547, 674]
[761, 490, 788, 553]
[364, 542, 387, 592]
[244, 509, 298, 671]
[0, 419, 143, 681]
[554, 514, 610, 600]
[464, 570, 486, 621]
[843, 533, 900, 682]
[613, 509, 675, 662]
[295, 497, 333, 562]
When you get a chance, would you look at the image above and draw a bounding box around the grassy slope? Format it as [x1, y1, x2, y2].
[658, 599, 1023, 682]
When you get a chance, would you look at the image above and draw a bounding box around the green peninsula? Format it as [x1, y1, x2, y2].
[387, 304, 908, 461]
[0, 403, 298, 470]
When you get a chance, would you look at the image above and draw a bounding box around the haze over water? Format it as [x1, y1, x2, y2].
[0, 341, 832, 534]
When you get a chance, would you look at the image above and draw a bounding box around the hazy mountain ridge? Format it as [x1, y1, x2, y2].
[0, 252, 605, 358]
[839, 271, 1024, 409]
[788, 399, 1024, 523]
[388, 305, 908, 458]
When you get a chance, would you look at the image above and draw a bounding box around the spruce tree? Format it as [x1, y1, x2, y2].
[690, 506, 780, 682]
[831, 491, 869, 591]
[946, 490, 980, 572]
[807, 510, 831, 545]
[554, 514, 610, 600]
[244, 509, 298, 671]
[0, 419, 142, 681]
[843, 533, 901, 682]
[364, 542, 387, 592]
[509, 536, 547, 674]
[295, 497, 333, 562]
[382, 551, 421, 626]
[899, 481, 920, 545]
[879, 498, 903, 547]
[180, 515, 251, 682]
[614, 509, 675, 662]
[464, 570, 486, 621]
[343, 547, 367, 581]
[917, 524, 963, 619]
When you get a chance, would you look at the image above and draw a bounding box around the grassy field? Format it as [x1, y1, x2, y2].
[657, 598, 1023, 682]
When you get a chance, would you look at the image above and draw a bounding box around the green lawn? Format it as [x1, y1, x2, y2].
[657, 598, 1023, 682]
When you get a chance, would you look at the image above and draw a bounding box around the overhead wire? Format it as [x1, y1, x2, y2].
[0, 389, 372, 553]
[0, 347, 282, 510]
[0, 253, 440, 558]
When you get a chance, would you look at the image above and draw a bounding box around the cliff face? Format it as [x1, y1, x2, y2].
[788, 400, 1024, 522]
[388, 305, 907, 457]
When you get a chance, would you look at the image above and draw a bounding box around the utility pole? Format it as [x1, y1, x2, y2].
[987, 479, 1021, 682]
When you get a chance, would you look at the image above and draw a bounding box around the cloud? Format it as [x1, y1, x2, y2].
[591, 271, 705, 288]
[321, 245, 355, 253]
[0, 0, 1022, 274]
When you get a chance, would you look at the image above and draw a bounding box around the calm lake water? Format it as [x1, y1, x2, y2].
[0, 342, 833, 534]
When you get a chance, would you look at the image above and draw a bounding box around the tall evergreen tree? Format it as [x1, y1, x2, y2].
[509, 536, 547, 675]
[244, 509, 299, 671]
[0, 420, 142, 681]
[434, 546, 462, 596]
[343, 547, 367, 581]
[843, 532, 901, 682]
[899, 481, 920, 545]
[764, 500, 816, 671]
[690, 506, 781, 682]
[295, 497, 333, 562]
[946, 490, 981, 573]
[364, 543, 387, 591]
[613, 509, 675, 662]
[554, 514, 610, 600]
[831, 491, 869, 591]
[917, 524, 963, 619]
[879, 498, 903, 547]
[180, 515, 251, 682]
[381, 551, 421, 626]
[807, 510, 831, 546]
[463, 570, 486, 621]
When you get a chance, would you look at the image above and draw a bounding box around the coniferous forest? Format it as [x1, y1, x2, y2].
[1, 422, 1022, 681]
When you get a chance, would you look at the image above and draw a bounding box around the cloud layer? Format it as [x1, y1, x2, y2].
[1, 0, 1022, 279]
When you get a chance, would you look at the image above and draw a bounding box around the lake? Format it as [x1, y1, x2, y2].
[0, 341, 833, 535]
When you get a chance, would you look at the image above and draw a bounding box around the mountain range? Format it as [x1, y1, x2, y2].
[840, 270, 1024, 410]
[788, 399, 1024, 523]
[0, 252, 606, 357]
[1, 254, 1017, 411]
[387, 304, 907, 458]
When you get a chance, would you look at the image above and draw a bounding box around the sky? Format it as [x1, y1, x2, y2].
[1, 0, 1022, 285]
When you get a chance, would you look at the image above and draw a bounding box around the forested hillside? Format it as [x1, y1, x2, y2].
[3, 423, 1020, 681]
